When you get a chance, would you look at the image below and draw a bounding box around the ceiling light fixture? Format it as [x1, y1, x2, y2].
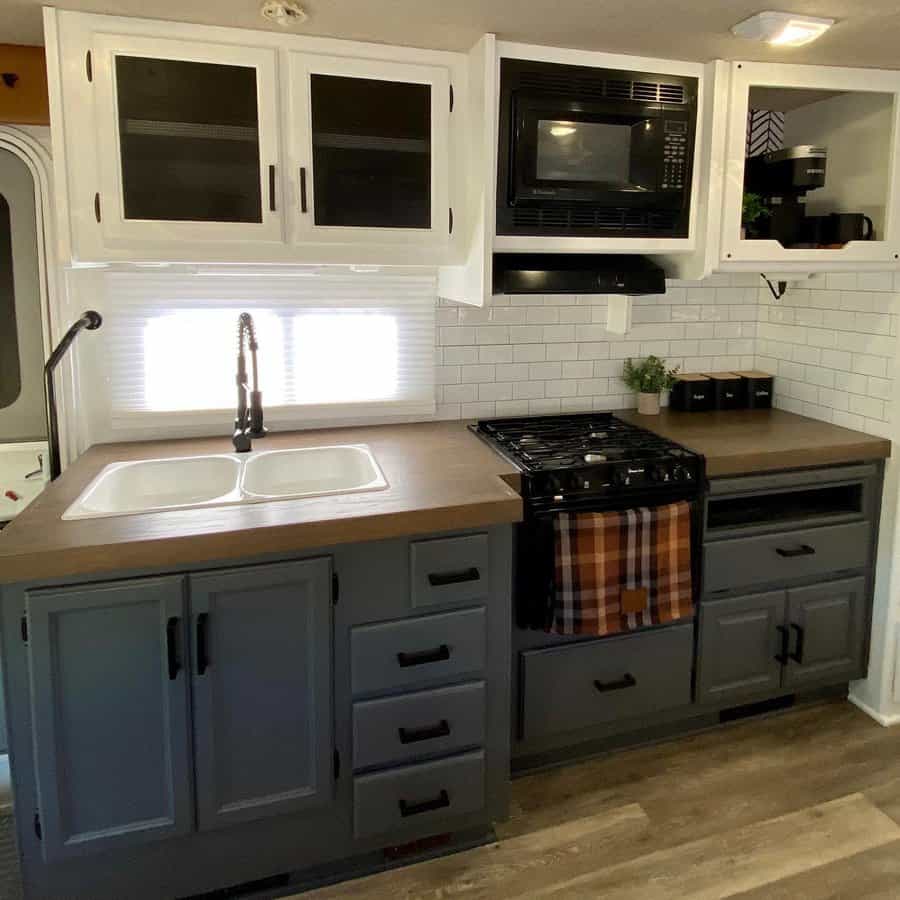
[731, 11, 835, 47]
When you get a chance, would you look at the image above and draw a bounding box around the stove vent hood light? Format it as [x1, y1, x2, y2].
[492, 254, 666, 296]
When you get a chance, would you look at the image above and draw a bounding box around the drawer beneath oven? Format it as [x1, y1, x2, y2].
[520, 625, 694, 741]
[704, 521, 870, 595]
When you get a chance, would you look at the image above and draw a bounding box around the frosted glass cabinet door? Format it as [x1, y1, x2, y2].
[26, 577, 192, 861]
[92, 34, 283, 247]
[289, 54, 450, 248]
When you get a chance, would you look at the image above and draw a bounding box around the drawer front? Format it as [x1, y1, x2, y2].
[704, 521, 871, 594]
[353, 750, 485, 840]
[353, 682, 486, 771]
[351, 607, 486, 696]
[410, 534, 490, 609]
[520, 625, 693, 741]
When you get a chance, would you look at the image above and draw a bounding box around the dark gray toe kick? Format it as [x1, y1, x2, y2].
[353, 750, 486, 840]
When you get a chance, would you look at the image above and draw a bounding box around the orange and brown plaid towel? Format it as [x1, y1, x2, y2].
[551, 500, 694, 636]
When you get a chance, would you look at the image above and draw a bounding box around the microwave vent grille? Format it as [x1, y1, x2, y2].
[511, 207, 679, 234]
[517, 72, 686, 105]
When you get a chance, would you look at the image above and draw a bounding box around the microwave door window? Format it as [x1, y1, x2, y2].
[535, 120, 652, 191]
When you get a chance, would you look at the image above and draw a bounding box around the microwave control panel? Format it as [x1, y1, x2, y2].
[663, 120, 688, 191]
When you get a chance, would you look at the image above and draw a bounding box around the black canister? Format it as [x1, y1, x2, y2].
[735, 370, 774, 409]
[669, 375, 713, 412]
[707, 373, 743, 410]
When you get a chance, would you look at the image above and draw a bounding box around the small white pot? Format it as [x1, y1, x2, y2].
[637, 392, 661, 415]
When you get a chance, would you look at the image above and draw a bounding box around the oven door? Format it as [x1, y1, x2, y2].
[510, 95, 668, 206]
[515, 485, 705, 631]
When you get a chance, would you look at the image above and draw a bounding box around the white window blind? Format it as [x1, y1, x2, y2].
[97, 269, 436, 432]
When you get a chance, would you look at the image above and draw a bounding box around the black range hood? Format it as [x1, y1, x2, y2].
[492, 253, 666, 295]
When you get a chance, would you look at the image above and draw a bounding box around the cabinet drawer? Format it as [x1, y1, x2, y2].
[704, 521, 871, 594]
[353, 682, 485, 770]
[353, 750, 485, 840]
[410, 534, 490, 608]
[351, 607, 486, 696]
[520, 625, 693, 741]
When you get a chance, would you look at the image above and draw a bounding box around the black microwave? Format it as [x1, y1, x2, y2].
[497, 58, 698, 238]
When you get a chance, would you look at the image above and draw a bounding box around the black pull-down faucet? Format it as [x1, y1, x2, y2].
[232, 312, 267, 452]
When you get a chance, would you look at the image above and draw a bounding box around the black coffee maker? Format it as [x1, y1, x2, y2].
[744, 146, 827, 246]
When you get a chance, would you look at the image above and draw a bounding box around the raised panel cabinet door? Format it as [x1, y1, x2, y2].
[92, 33, 283, 247]
[697, 590, 786, 705]
[288, 53, 450, 247]
[189, 558, 333, 830]
[783, 577, 867, 689]
[26, 576, 192, 861]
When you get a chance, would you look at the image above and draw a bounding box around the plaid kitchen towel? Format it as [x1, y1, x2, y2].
[551, 500, 694, 635]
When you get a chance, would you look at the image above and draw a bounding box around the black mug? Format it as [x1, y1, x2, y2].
[805, 212, 875, 244]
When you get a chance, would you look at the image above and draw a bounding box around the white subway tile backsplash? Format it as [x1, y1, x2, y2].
[433, 279, 894, 436]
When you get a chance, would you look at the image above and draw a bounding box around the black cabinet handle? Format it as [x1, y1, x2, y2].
[776, 544, 816, 558]
[299, 167, 308, 213]
[775, 625, 790, 664]
[399, 789, 450, 818]
[196, 613, 210, 675]
[427, 567, 480, 588]
[165, 617, 180, 680]
[398, 719, 451, 745]
[397, 644, 450, 668]
[268, 165, 276, 212]
[593, 673, 637, 694]
[790, 623, 805, 664]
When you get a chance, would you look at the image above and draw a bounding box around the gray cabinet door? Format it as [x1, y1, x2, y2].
[189, 558, 333, 831]
[697, 590, 786, 705]
[783, 577, 867, 689]
[26, 576, 192, 860]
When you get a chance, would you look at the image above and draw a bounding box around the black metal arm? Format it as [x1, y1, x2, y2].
[44, 310, 102, 481]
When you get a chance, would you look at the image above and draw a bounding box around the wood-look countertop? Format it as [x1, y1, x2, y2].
[0, 410, 891, 585]
[0, 422, 522, 584]
[618, 408, 891, 477]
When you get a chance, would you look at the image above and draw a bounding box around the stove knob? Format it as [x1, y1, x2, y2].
[613, 469, 630, 488]
[649, 465, 666, 483]
[672, 465, 686, 482]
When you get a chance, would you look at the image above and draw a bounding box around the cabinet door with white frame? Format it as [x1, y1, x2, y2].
[90, 33, 284, 252]
[287, 53, 451, 254]
[719, 60, 900, 272]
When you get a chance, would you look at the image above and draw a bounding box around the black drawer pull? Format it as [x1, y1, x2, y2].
[399, 789, 450, 818]
[398, 719, 451, 745]
[790, 623, 805, 664]
[776, 544, 816, 558]
[165, 617, 180, 681]
[397, 644, 451, 668]
[196, 613, 210, 676]
[428, 567, 480, 587]
[593, 673, 637, 694]
[775, 625, 790, 664]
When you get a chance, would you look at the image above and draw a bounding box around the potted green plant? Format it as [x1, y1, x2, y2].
[741, 192, 770, 238]
[623, 355, 679, 415]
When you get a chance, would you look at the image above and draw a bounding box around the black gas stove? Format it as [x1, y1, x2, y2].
[472, 412, 705, 503]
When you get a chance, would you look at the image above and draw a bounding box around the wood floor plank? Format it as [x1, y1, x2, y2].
[728, 839, 900, 900]
[302, 804, 649, 900]
[528, 793, 900, 899]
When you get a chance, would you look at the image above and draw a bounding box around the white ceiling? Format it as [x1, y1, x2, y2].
[6, 1, 900, 69]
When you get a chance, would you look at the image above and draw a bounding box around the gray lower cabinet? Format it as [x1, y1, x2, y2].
[783, 577, 867, 689]
[697, 591, 786, 705]
[189, 559, 333, 830]
[698, 577, 868, 705]
[26, 576, 193, 861]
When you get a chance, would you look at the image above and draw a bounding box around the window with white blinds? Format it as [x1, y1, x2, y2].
[96, 269, 436, 432]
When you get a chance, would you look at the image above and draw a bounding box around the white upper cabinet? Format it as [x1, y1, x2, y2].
[715, 60, 900, 273]
[287, 54, 451, 252]
[91, 34, 284, 251]
[44, 10, 464, 266]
